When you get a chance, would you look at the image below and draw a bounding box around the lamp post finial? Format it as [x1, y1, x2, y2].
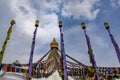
[59, 21, 62, 28]
[104, 22, 110, 29]
[10, 20, 16, 26]
[35, 20, 39, 27]
[81, 22, 86, 29]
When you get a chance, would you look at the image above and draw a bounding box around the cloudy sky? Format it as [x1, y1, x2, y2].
[0, 0, 120, 67]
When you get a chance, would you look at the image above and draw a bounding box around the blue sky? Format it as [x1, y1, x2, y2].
[0, 0, 120, 67]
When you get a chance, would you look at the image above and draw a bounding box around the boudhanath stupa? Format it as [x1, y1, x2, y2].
[0, 20, 120, 80]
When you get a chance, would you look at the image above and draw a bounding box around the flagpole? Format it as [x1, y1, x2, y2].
[28, 20, 39, 80]
[0, 20, 16, 64]
[81, 22, 99, 80]
[58, 21, 68, 80]
[104, 22, 120, 64]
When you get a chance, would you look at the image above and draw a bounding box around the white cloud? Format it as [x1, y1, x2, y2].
[0, 0, 119, 67]
[30, 0, 62, 13]
[1, 0, 60, 63]
[111, 0, 120, 8]
[62, 0, 100, 20]
[8, 0, 60, 41]
[8, 0, 37, 35]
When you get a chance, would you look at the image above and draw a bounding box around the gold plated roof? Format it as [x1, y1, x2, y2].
[50, 38, 58, 49]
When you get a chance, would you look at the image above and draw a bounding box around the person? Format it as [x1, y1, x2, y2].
[12, 60, 20, 66]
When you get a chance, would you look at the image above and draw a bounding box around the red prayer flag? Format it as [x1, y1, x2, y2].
[12, 67, 15, 72]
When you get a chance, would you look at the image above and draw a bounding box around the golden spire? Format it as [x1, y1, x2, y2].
[50, 38, 58, 49]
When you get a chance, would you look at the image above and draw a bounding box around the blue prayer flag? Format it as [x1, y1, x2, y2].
[108, 29, 120, 63]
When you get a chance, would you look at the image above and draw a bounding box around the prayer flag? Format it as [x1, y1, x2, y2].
[28, 27, 38, 78]
[83, 29, 99, 80]
[108, 29, 120, 63]
[59, 28, 68, 80]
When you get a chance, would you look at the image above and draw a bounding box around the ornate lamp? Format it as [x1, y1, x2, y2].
[35, 20, 39, 27]
[58, 21, 62, 28]
[10, 20, 16, 25]
[104, 22, 110, 29]
[81, 22, 86, 29]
